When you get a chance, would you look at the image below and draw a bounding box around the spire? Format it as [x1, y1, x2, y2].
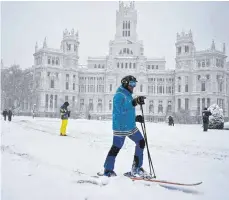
[35, 42, 38, 52]
[1, 58, 3, 68]
[43, 37, 47, 48]
[71, 28, 74, 35]
[189, 29, 192, 38]
[211, 40, 215, 50]
[223, 43, 226, 53]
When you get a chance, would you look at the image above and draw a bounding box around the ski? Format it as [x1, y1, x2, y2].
[125, 176, 202, 186]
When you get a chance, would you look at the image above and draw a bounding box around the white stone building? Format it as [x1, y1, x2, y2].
[32, 1, 229, 121]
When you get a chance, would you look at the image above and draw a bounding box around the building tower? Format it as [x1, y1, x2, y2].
[174, 30, 195, 114]
[115, 1, 138, 42]
[61, 28, 80, 68]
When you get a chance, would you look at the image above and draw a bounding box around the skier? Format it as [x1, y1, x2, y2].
[60, 102, 70, 136]
[8, 109, 13, 122]
[102, 75, 148, 177]
[2, 109, 8, 121]
[202, 107, 212, 131]
[168, 116, 174, 126]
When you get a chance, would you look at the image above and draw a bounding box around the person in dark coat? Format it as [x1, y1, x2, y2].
[202, 107, 212, 131]
[168, 116, 174, 126]
[2, 109, 8, 121]
[8, 110, 13, 121]
[60, 102, 70, 136]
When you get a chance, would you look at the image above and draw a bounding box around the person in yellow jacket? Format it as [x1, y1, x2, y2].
[60, 102, 70, 136]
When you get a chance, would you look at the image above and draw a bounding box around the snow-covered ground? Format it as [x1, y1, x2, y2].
[1, 116, 229, 200]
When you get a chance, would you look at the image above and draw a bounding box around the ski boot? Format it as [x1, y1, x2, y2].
[131, 167, 152, 179]
[97, 170, 117, 177]
[104, 170, 117, 177]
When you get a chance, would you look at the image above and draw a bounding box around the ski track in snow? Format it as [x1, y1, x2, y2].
[1, 116, 229, 200]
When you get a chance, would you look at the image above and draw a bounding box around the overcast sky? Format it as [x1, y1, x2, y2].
[1, 1, 229, 69]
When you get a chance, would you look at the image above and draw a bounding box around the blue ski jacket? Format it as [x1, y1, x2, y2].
[60, 105, 69, 120]
[112, 86, 138, 136]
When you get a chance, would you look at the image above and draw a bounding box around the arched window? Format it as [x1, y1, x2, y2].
[97, 99, 102, 112]
[56, 57, 59, 65]
[129, 63, 132, 68]
[128, 21, 130, 29]
[48, 57, 51, 64]
[140, 85, 143, 92]
[98, 64, 101, 68]
[158, 100, 163, 113]
[94, 64, 97, 68]
[117, 63, 119, 68]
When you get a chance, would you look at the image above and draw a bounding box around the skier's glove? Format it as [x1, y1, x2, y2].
[135, 115, 144, 123]
[132, 96, 146, 106]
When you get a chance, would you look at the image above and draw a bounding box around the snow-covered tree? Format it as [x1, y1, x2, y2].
[1, 65, 33, 112]
[208, 104, 224, 129]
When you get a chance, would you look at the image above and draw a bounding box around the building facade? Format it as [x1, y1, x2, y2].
[31, 1, 229, 121]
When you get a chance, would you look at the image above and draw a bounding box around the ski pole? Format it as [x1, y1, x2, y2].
[140, 104, 156, 178]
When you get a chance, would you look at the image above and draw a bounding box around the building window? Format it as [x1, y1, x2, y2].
[51, 80, 54, 88]
[201, 82, 205, 91]
[89, 99, 93, 111]
[185, 84, 188, 92]
[133, 63, 136, 69]
[148, 65, 150, 69]
[140, 85, 143, 92]
[219, 82, 223, 92]
[156, 65, 158, 69]
[178, 99, 181, 110]
[117, 63, 119, 68]
[197, 98, 200, 115]
[67, 44, 71, 50]
[56, 57, 59, 65]
[125, 63, 128, 68]
[45, 94, 48, 108]
[66, 74, 69, 81]
[73, 83, 75, 90]
[94, 64, 97, 68]
[52, 58, 55, 65]
[80, 99, 84, 111]
[121, 63, 123, 68]
[178, 85, 181, 92]
[149, 103, 154, 113]
[178, 47, 181, 54]
[109, 100, 112, 111]
[97, 99, 102, 112]
[158, 100, 163, 113]
[167, 101, 172, 113]
[185, 98, 189, 110]
[48, 57, 51, 64]
[54, 95, 57, 108]
[129, 63, 132, 68]
[65, 96, 68, 102]
[202, 98, 205, 109]
[207, 98, 211, 108]
[50, 95, 53, 109]
[110, 84, 112, 92]
[185, 46, 189, 53]
[66, 82, 69, 90]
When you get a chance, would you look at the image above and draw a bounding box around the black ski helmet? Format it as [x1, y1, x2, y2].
[64, 102, 69, 107]
[121, 75, 138, 88]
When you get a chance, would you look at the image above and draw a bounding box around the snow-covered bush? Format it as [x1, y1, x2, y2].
[208, 104, 224, 129]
